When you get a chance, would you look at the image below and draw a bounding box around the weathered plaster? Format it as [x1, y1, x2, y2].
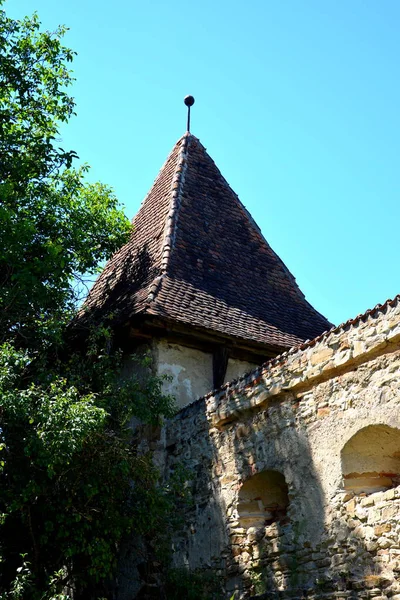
[151, 340, 261, 409]
[225, 358, 259, 385]
[154, 340, 213, 409]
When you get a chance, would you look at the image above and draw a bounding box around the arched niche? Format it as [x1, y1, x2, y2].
[237, 470, 289, 529]
[341, 424, 400, 494]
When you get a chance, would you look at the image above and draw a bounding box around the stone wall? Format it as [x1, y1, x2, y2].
[162, 296, 400, 599]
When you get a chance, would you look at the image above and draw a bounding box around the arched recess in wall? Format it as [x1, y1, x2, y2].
[237, 470, 289, 529]
[341, 424, 400, 495]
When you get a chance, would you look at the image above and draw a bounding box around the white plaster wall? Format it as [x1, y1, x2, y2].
[224, 358, 259, 384]
[154, 340, 213, 409]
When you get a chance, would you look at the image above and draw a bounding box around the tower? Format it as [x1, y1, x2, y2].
[78, 100, 331, 407]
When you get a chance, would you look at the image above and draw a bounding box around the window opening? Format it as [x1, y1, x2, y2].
[341, 424, 400, 494]
[237, 470, 289, 528]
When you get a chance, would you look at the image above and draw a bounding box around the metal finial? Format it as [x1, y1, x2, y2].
[184, 95, 195, 132]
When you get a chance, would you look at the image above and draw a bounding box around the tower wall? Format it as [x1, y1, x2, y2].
[152, 340, 258, 409]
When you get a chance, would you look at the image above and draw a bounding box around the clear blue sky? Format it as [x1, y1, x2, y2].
[7, 0, 400, 326]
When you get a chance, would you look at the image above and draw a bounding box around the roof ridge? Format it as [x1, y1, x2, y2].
[238, 201, 302, 293]
[132, 133, 186, 225]
[194, 139, 305, 300]
[228, 186, 304, 298]
[146, 133, 190, 305]
[213, 160, 334, 323]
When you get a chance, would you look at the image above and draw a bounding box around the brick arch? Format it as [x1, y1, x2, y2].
[341, 424, 400, 494]
[237, 470, 289, 529]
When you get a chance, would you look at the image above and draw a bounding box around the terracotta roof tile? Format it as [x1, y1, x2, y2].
[79, 133, 332, 349]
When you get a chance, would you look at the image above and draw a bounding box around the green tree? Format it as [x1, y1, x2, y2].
[0, 4, 131, 348]
[0, 338, 177, 599]
[0, 5, 178, 599]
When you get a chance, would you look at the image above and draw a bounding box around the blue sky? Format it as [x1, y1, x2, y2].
[6, 0, 400, 326]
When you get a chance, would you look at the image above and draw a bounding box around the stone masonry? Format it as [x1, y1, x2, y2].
[160, 295, 400, 599]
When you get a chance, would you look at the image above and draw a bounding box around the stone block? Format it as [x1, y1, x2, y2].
[317, 407, 331, 418]
[372, 491, 384, 504]
[342, 491, 354, 503]
[353, 524, 373, 539]
[355, 506, 368, 521]
[382, 504, 398, 520]
[365, 540, 378, 552]
[347, 518, 358, 529]
[353, 340, 366, 357]
[230, 535, 245, 545]
[367, 508, 381, 524]
[231, 545, 242, 557]
[334, 349, 353, 366]
[310, 347, 334, 366]
[361, 496, 375, 507]
[382, 488, 397, 501]
[239, 551, 251, 563]
[345, 498, 356, 516]
[374, 523, 391, 536]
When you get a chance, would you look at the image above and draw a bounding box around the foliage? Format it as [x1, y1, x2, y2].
[164, 568, 224, 600]
[247, 569, 267, 596]
[0, 3, 132, 348]
[0, 4, 182, 599]
[0, 336, 177, 599]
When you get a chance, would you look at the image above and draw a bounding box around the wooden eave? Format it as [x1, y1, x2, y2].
[119, 314, 284, 364]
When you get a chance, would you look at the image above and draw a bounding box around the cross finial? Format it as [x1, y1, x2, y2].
[184, 95, 195, 132]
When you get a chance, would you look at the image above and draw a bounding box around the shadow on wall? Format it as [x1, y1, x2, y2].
[213, 402, 392, 599]
[164, 399, 230, 573]
[159, 401, 400, 600]
[222, 398, 328, 597]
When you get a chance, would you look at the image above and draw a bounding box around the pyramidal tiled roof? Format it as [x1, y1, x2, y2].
[80, 133, 332, 350]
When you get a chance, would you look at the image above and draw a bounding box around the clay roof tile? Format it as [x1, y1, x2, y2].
[79, 133, 332, 349]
